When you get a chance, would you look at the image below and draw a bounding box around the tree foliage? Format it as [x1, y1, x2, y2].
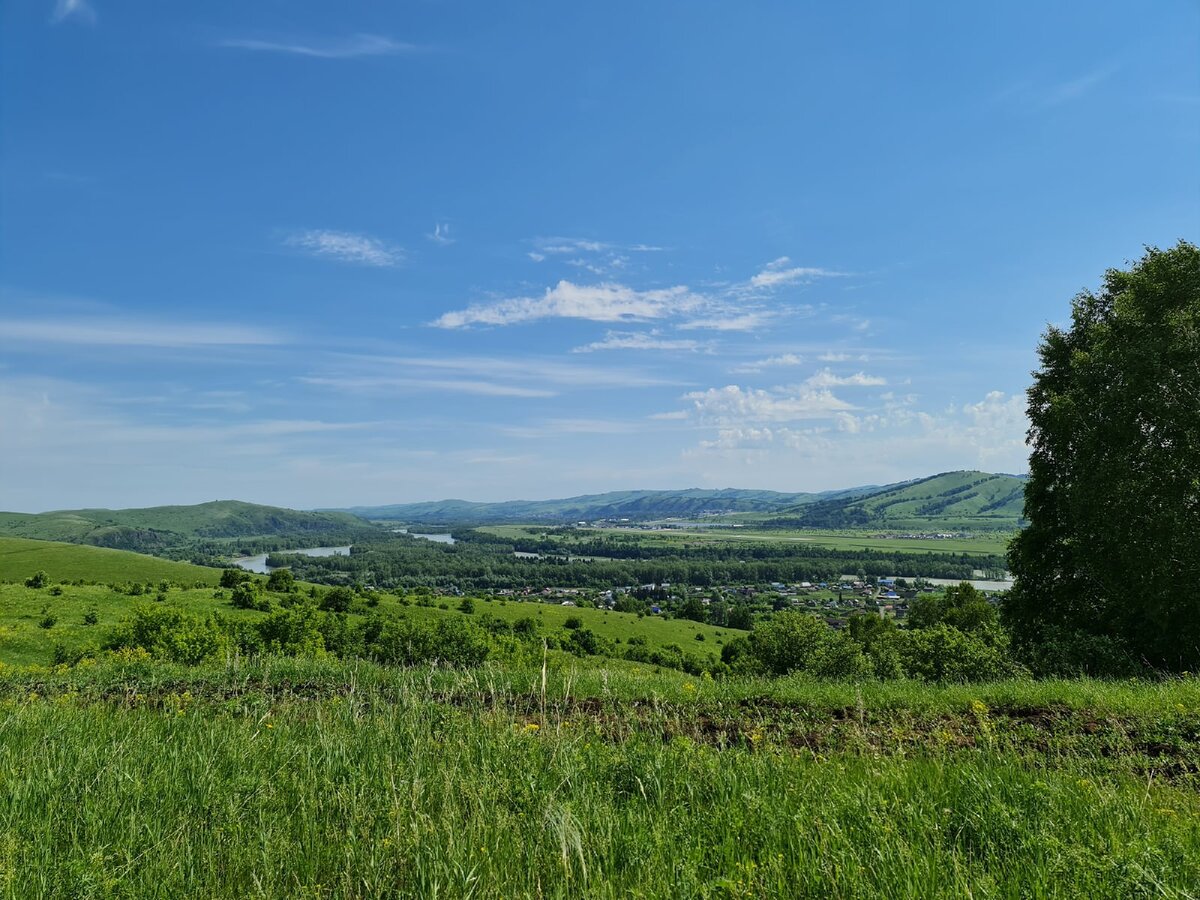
[1005, 242, 1200, 673]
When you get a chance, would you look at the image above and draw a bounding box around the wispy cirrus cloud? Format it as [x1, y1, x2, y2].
[805, 368, 886, 387]
[573, 330, 704, 353]
[749, 257, 845, 288]
[681, 384, 855, 424]
[286, 229, 403, 267]
[432, 280, 704, 328]
[731, 353, 805, 373]
[220, 34, 420, 59]
[0, 316, 282, 347]
[51, 0, 95, 25]
[300, 376, 555, 398]
[427, 223, 455, 245]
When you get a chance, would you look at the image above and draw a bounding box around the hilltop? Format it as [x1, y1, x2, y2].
[0, 500, 378, 554]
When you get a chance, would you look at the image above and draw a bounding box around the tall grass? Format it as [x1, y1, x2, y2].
[1, 658, 1198, 898]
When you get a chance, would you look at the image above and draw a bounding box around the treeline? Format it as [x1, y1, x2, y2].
[268, 533, 999, 591]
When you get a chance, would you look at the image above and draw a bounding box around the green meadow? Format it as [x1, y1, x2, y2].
[0, 536, 221, 586]
[2, 541, 1199, 897]
[0, 657, 1198, 898]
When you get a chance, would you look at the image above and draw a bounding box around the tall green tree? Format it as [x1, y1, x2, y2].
[1005, 242, 1200, 673]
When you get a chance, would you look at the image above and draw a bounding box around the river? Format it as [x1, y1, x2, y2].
[233, 546, 352, 574]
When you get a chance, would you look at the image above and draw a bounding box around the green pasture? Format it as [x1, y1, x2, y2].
[0, 536, 221, 587]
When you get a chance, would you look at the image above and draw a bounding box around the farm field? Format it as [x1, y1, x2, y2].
[479, 524, 1014, 557]
[1, 656, 1198, 898]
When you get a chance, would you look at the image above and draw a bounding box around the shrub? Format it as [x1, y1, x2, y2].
[366, 616, 490, 668]
[253, 604, 326, 656]
[748, 612, 831, 676]
[896, 624, 1018, 683]
[459, 597, 476, 614]
[563, 616, 583, 630]
[82, 607, 99, 626]
[24, 570, 49, 589]
[230, 581, 270, 612]
[266, 568, 296, 593]
[104, 605, 228, 665]
[219, 569, 251, 589]
[320, 587, 354, 613]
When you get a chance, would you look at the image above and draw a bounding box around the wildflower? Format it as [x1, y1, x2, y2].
[524, 723, 539, 732]
[683, 682, 696, 693]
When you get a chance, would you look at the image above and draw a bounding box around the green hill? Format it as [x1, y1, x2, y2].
[0, 501, 376, 554]
[343, 487, 874, 525]
[766, 471, 1026, 531]
[0, 537, 222, 586]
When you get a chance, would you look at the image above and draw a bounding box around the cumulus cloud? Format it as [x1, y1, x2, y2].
[432, 281, 704, 328]
[287, 230, 402, 267]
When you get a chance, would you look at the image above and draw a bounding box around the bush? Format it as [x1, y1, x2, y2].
[230, 581, 270, 612]
[219, 569, 251, 589]
[24, 570, 49, 589]
[320, 587, 354, 613]
[266, 568, 296, 593]
[896, 624, 1018, 683]
[749, 612, 831, 676]
[366, 616, 491, 668]
[563, 616, 583, 630]
[253, 604, 326, 657]
[458, 597, 476, 614]
[104, 606, 228, 665]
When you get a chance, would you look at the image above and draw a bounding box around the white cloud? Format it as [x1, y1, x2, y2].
[749, 257, 844, 289]
[287, 230, 402, 267]
[804, 368, 886, 387]
[682, 384, 855, 424]
[432, 280, 704, 328]
[300, 376, 556, 398]
[684, 389, 1031, 481]
[678, 311, 776, 332]
[220, 34, 419, 59]
[51, 0, 94, 24]
[573, 331, 702, 353]
[0, 317, 282, 347]
[428, 223, 455, 245]
[731, 353, 805, 373]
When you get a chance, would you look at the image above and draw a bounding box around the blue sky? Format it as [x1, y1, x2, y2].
[2, 1, 1197, 511]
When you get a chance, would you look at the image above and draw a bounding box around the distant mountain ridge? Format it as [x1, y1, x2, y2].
[342, 471, 1027, 529]
[0, 500, 374, 554]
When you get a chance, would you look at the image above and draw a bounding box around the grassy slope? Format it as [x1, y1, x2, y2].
[0, 500, 371, 547]
[0, 581, 740, 667]
[0, 537, 221, 587]
[771, 471, 1026, 530]
[2, 657, 1198, 898]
